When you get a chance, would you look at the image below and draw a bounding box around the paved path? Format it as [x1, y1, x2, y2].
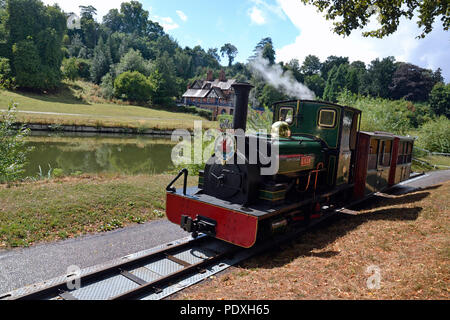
[0, 170, 449, 295]
[0, 220, 189, 294]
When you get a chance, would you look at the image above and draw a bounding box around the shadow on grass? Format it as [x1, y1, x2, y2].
[13, 85, 90, 106]
[243, 190, 429, 270]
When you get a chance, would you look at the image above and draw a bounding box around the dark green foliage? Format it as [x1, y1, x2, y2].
[429, 83, 450, 118]
[320, 56, 349, 81]
[300, 0, 449, 38]
[149, 52, 178, 105]
[304, 74, 326, 98]
[260, 84, 287, 108]
[323, 64, 348, 102]
[114, 71, 154, 102]
[90, 37, 112, 84]
[6, 0, 66, 90]
[301, 55, 321, 76]
[362, 56, 397, 98]
[220, 43, 238, 67]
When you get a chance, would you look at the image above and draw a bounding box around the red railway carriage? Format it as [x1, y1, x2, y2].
[389, 135, 414, 186]
[354, 132, 415, 200]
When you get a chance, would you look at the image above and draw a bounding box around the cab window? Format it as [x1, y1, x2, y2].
[279, 107, 294, 125]
[319, 109, 337, 128]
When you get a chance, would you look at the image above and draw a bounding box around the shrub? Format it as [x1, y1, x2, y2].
[62, 58, 91, 81]
[113, 71, 154, 102]
[429, 83, 450, 118]
[416, 116, 450, 153]
[100, 73, 115, 100]
[338, 90, 412, 134]
[0, 103, 32, 183]
[0, 58, 15, 89]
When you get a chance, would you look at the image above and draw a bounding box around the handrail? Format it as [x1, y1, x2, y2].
[166, 169, 189, 195]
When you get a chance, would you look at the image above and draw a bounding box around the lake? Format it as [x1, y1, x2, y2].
[23, 133, 178, 178]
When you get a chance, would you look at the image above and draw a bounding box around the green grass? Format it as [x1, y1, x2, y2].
[0, 174, 196, 248]
[0, 82, 217, 131]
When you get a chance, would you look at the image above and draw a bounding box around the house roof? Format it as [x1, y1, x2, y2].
[183, 79, 237, 99]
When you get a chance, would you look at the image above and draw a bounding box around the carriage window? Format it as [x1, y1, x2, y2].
[368, 139, 379, 170]
[382, 140, 392, 167]
[279, 107, 294, 125]
[319, 109, 337, 128]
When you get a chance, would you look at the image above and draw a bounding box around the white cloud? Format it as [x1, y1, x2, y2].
[176, 10, 188, 22]
[250, 0, 286, 20]
[154, 16, 180, 31]
[276, 0, 450, 81]
[249, 7, 266, 25]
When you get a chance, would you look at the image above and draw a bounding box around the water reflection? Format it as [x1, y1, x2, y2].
[23, 133, 176, 177]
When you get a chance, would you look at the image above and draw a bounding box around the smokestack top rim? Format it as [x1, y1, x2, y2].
[232, 82, 254, 90]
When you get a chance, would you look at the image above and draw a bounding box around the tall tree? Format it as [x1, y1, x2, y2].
[220, 43, 238, 67]
[300, 0, 449, 38]
[323, 64, 348, 102]
[363, 56, 397, 98]
[79, 5, 98, 49]
[389, 63, 436, 101]
[6, 0, 66, 90]
[90, 37, 112, 84]
[320, 56, 349, 81]
[301, 55, 322, 76]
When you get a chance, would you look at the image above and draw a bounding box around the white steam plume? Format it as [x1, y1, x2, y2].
[249, 54, 316, 100]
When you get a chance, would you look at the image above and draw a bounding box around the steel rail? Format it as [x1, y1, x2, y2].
[111, 248, 238, 300]
[12, 236, 212, 300]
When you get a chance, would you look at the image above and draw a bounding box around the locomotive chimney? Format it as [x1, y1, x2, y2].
[231, 82, 253, 132]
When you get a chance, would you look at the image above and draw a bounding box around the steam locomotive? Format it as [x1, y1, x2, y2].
[166, 83, 415, 248]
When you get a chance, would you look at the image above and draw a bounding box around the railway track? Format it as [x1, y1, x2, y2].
[1, 174, 427, 301]
[1, 206, 343, 301]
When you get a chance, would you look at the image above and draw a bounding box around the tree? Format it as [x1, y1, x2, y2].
[150, 52, 178, 104]
[323, 64, 348, 102]
[301, 55, 321, 76]
[79, 5, 98, 49]
[114, 71, 154, 102]
[207, 48, 220, 63]
[320, 56, 349, 81]
[6, 0, 66, 90]
[300, 0, 449, 38]
[220, 43, 238, 67]
[113, 48, 152, 78]
[389, 63, 436, 101]
[120, 1, 149, 36]
[363, 56, 397, 98]
[90, 37, 112, 84]
[429, 83, 450, 118]
[250, 38, 275, 64]
[260, 84, 287, 108]
[304, 74, 326, 98]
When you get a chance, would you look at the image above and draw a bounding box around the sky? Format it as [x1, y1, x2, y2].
[43, 0, 450, 82]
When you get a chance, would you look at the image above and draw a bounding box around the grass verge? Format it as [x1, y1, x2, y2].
[0, 85, 217, 131]
[177, 181, 449, 300]
[0, 174, 195, 248]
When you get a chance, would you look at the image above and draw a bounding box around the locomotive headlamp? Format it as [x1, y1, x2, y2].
[271, 121, 292, 138]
